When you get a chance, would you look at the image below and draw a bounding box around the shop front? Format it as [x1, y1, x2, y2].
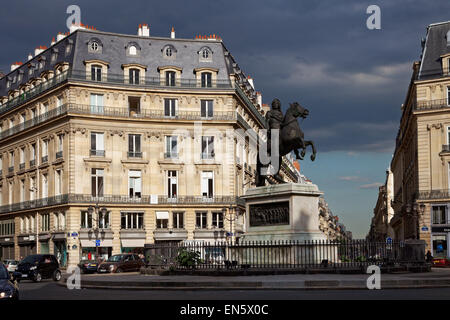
[431, 226, 450, 259]
[39, 234, 51, 254]
[0, 237, 15, 260]
[120, 230, 146, 255]
[52, 233, 67, 267]
[18, 235, 37, 259]
[79, 229, 114, 262]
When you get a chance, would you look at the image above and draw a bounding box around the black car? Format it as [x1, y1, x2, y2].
[78, 260, 100, 274]
[16, 254, 62, 282]
[0, 263, 19, 300]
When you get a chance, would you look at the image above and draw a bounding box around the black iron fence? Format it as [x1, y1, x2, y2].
[144, 239, 425, 270]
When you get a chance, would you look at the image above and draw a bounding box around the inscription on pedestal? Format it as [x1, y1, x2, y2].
[249, 201, 289, 227]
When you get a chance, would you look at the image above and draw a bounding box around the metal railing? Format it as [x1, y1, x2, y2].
[29, 159, 36, 167]
[69, 69, 233, 89]
[164, 152, 178, 159]
[90, 150, 105, 157]
[56, 151, 63, 159]
[144, 239, 425, 270]
[19, 163, 25, 170]
[418, 189, 450, 200]
[0, 103, 236, 141]
[41, 155, 48, 164]
[127, 151, 142, 158]
[0, 71, 69, 116]
[418, 69, 450, 81]
[0, 194, 243, 214]
[414, 98, 450, 111]
[442, 145, 450, 153]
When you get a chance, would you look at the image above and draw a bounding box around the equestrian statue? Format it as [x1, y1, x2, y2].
[255, 98, 316, 187]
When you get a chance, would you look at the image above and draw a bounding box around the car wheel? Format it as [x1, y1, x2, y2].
[33, 272, 42, 282]
[53, 270, 62, 282]
[115, 268, 123, 273]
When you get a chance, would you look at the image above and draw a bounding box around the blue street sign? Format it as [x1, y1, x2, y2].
[386, 237, 392, 245]
[421, 226, 429, 232]
[95, 240, 101, 247]
[71, 232, 79, 237]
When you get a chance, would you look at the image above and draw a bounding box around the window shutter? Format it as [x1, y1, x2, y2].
[136, 135, 141, 152]
[128, 135, 133, 152]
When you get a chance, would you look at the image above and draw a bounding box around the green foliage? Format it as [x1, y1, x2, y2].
[176, 248, 202, 269]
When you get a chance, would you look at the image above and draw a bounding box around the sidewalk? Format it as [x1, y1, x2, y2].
[61, 268, 450, 290]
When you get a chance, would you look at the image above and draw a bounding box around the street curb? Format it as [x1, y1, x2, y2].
[59, 277, 450, 291]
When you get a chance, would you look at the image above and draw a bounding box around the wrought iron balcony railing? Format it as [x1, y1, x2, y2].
[201, 152, 215, 160]
[0, 194, 244, 214]
[127, 151, 142, 158]
[19, 163, 25, 170]
[41, 155, 48, 164]
[8, 166, 14, 173]
[414, 98, 450, 111]
[164, 152, 178, 159]
[418, 189, 450, 200]
[29, 159, 36, 167]
[90, 150, 105, 157]
[55, 151, 63, 159]
[442, 145, 450, 153]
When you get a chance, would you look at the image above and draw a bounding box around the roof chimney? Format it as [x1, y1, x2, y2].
[256, 91, 262, 107]
[57, 32, 65, 42]
[171, 26, 175, 39]
[10, 62, 23, 71]
[27, 53, 33, 61]
[51, 37, 56, 46]
[34, 46, 47, 57]
[247, 76, 254, 90]
[141, 24, 150, 37]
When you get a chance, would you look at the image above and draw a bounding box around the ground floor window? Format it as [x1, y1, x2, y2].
[432, 234, 448, 258]
[81, 247, 112, 262]
[40, 242, 49, 254]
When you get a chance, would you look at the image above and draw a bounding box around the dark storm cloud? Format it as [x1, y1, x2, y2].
[1, 0, 449, 153]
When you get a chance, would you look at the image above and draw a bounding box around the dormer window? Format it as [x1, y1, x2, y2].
[129, 46, 137, 55]
[88, 38, 103, 54]
[91, 65, 103, 81]
[91, 42, 99, 52]
[162, 45, 176, 59]
[201, 72, 212, 87]
[199, 47, 213, 62]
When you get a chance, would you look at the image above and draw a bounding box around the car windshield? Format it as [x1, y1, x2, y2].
[0, 265, 8, 279]
[21, 255, 41, 264]
[107, 255, 124, 262]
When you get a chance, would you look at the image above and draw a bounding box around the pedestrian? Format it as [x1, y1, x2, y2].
[426, 250, 433, 263]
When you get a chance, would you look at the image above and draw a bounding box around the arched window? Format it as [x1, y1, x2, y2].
[129, 45, 137, 55]
[199, 46, 213, 62]
[202, 49, 209, 59]
[165, 47, 172, 57]
[88, 38, 103, 54]
[162, 45, 177, 59]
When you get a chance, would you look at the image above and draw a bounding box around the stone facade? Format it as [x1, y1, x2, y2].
[0, 24, 299, 267]
[390, 21, 450, 259]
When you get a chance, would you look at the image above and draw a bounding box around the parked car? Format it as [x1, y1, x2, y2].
[16, 254, 62, 282]
[0, 263, 19, 300]
[3, 260, 19, 273]
[78, 260, 100, 274]
[97, 254, 145, 273]
[433, 258, 450, 267]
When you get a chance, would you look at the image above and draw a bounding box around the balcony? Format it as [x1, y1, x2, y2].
[164, 152, 178, 159]
[201, 152, 215, 160]
[0, 71, 69, 116]
[127, 151, 142, 158]
[8, 166, 14, 173]
[56, 151, 63, 159]
[0, 169, 2, 176]
[29, 159, 36, 167]
[69, 69, 233, 90]
[90, 150, 105, 157]
[418, 189, 450, 200]
[414, 99, 450, 111]
[0, 193, 244, 214]
[41, 155, 48, 163]
[19, 163, 25, 171]
[417, 69, 450, 81]
[443, 145, 450, 153]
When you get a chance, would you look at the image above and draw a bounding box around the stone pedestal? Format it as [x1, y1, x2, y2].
[241, 183, 327, 242]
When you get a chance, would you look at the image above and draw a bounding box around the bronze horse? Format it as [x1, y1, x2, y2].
[256, 102, 316, 186]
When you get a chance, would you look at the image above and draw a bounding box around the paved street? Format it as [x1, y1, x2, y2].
[18, 280, 450, 300]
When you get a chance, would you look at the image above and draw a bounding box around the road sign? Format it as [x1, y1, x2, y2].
[95, 239, 101, 247]
[386, 237, 392, 245]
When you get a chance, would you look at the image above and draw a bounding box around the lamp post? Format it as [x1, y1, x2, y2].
[223, 204, 239, 244]
[87, 203, 108, 261]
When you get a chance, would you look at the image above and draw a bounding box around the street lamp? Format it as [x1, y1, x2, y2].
[87, 203, 108, 261]
[223, 204, 239, 244]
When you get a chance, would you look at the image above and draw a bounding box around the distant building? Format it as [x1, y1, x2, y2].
[367, 168, 395, 241]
